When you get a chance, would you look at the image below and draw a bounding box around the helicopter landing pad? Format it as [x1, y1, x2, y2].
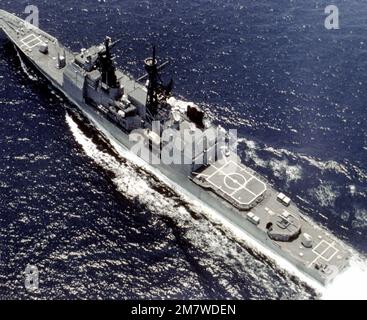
[197, 160, 267, 207]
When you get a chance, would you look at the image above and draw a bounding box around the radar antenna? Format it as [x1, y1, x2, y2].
[144, 45, 174, 119]
[97, 37, 119, 88]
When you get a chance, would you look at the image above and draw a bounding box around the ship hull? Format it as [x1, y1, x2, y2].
[35, 68, 333, 285]
[0, 9, 350, 286]
[6, 36, 339, 286]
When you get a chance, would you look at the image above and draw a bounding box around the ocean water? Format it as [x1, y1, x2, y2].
[0, 0, 366, 299]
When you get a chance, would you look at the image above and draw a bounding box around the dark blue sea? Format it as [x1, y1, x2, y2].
[0, 0, 366, 299]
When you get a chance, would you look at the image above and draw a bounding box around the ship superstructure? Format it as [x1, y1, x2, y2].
[0, 9, 351, 285]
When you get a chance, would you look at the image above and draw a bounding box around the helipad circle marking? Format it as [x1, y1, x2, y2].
[224, 173, 246, 190]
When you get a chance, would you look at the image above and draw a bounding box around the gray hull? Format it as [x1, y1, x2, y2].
[0, 9, 351, 286]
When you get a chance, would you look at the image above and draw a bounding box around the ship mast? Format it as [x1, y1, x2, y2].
[98, 37, 119, 88]
[144, 46, 159, 119]
[144, 46, 174, 121]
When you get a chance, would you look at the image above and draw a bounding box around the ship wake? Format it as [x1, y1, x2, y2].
[65, 112, 317, 299]
[65, 111, 366, 299]
[321, 255, 367, 300]
[14, 45, 38, 81]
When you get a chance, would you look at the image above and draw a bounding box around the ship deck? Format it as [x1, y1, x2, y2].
[195, 158, 267, 209]
[0, 8, 351, 285]
[193, 154, 350, 282]
[0, 10, 74, 86]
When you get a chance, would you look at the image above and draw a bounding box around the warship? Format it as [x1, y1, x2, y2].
[0, 9, 351, 285]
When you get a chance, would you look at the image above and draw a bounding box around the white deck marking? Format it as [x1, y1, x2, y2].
[200, 160, 266, 205]
[20, 33, 44, 50]
[20, 33, 35, 42]
[308, 239, 339, 268]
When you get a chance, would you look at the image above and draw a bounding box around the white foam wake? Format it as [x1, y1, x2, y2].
[238, 138, 303, 184]
[321, 255, 367, 300]
[14, 46, 38, 81]
[65, 113, 366, 299]
[238, 138, 367, 182]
